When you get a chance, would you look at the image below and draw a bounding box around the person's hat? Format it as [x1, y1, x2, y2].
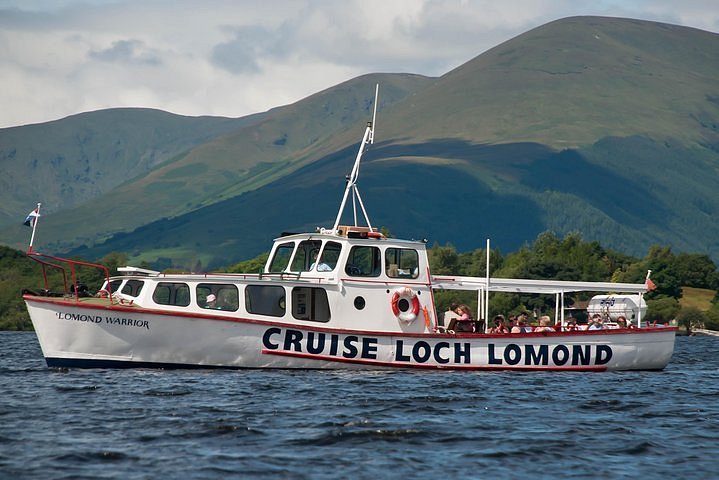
[206, 294, 216, 302]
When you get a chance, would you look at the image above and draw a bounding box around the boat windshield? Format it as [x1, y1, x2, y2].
[268, 242, 294, 272]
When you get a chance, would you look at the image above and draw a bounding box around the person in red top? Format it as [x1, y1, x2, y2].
[490, 315, 509, 334]
[564, 317, 578, 331]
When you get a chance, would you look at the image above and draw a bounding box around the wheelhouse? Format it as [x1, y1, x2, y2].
[264, 227, 429, 283]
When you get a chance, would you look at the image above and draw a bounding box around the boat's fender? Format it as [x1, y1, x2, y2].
[391, 287, 421, 323]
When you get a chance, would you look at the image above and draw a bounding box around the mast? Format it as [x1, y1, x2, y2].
[27, 202, 41, 254]
[331, 84, 379, 232]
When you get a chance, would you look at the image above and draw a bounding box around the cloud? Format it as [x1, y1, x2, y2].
[211, 26, 272, 74]
[0, 0, 717, 128]
[88, 39, 162, 65]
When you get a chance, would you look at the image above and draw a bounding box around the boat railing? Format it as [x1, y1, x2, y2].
[26, 251, 112, 303]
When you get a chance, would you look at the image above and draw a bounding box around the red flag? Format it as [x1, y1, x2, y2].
[646, 277, 657, 291]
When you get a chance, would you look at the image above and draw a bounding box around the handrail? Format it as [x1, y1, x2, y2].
[26, 251, 112, 303]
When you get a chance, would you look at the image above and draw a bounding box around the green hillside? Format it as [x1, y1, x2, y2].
[377, 16, 719, 147]
[4, 16, 719, 268]
[0, 74, 431, 252]
[0, 108, 259, 226]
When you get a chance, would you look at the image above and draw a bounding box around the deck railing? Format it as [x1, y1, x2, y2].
[26, 251, 112, 303]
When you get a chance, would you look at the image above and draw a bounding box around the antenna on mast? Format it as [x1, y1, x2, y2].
[330, 84, 379, 232]
[370, 82, 378, 144]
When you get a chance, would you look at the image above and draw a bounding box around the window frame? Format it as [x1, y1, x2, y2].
[152, 282, 191, 307]
[385, 247, 420, 279]
[345, 245, 382, 278]
[196, 283, 240, 312]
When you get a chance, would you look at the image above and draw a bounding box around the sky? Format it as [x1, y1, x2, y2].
[1, 0, 717, 128]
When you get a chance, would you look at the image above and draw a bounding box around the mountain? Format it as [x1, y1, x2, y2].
[3, 16, 719, 268]
[0, 108, 261, 225]
[0, 74, 432, 252]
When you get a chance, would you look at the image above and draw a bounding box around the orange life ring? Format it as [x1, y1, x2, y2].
[391, 287, 421, 323]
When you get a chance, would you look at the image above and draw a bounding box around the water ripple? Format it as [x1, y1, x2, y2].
[1, 332, 718, 479]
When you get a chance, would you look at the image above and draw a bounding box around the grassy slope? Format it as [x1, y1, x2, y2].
[680, 287, 716, 311]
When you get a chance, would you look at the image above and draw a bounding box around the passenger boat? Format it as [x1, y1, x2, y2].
[23, 86, 676, 371]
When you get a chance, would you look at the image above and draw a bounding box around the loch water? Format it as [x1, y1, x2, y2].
[1, 331, 717, 479]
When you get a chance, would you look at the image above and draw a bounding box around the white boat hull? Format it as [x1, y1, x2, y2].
[26, 297, 676, 371]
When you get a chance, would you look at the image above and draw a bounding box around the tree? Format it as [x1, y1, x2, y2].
[227, 252, 270, 273]
[646, 296, 680, 324]
[676, 306, 707, 335]
[427, 243, 459, 275]
[673, 253, 719, 289]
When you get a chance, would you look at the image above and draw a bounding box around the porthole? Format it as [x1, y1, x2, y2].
[354, 296, 366, 310]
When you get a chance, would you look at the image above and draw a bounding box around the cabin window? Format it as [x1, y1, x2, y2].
[152, 282, 190, 307]
[121, 280, 144, 297]
[315, 241, 342, 272]
[106, 279, 122, 295]
[292, 287, 331, 322]
[385, 248, 420, 279]
[245, 285, 286, 317]
[345, 245, 381, 277]
[196, 283, 239, 311]
[290, 240, 323, 272]
[268, 242, 294, 272]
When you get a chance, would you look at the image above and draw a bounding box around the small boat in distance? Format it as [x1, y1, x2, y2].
[23, 85, 676, 371]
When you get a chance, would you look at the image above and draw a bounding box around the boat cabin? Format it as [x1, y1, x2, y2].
[98, 225, 433, 334]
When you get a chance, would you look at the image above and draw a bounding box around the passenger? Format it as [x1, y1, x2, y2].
[442, 302, 460, 327]
[205, 294, 218, 309]
[534, 315, 554, 332]
[564, 317, 578, 332]
[587, 314, 604, 330]
[448, 304, 475, 333]
[616, 316, 628, 329]
[456, 304, 475, 332]
[521, 314, 534, 333]
[490, 315, 509, 334]
[512, 313, 532, 333]
[310, 253, 332, 272]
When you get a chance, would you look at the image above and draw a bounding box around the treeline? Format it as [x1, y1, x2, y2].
[2, 232, 719, 330]
[426, 232, 719, 330]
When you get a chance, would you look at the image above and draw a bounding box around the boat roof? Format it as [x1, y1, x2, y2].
[432, 275, 648, 294]
[273, 228, 426, 247]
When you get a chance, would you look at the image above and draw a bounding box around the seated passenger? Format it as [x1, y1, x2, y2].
[564, 317, 578, 332]
[616, 316, 629, 329]
[534, 315, 554, 332]
[310, 253, 332, 271]
[587, 314, 604, 330]
[205, 294, 218, 309]
[490, 315, 509, 334]
[512, 313, 532, 333]
[447, 304, 475, 333]
[442, 302, 459, 327]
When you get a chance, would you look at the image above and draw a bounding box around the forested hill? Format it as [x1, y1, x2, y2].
[2, 16, 719, 269]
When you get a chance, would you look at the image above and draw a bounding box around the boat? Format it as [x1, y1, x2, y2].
[23, 85, 676, 371]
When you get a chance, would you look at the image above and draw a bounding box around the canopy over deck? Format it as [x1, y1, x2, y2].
[431, 276, 648, 295]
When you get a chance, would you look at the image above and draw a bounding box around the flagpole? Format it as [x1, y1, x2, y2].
[28, 202, 41, 254]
